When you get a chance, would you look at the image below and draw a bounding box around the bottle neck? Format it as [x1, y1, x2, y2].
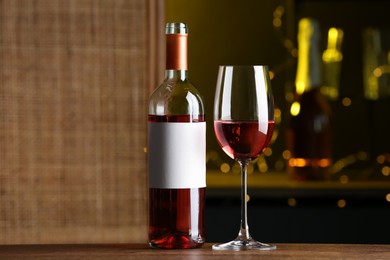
[165, 70, 188, 81]
[295, 18, 321, 95]
[166, 33, 188, 70]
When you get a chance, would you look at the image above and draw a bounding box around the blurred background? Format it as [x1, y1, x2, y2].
[166, 0, 390, 178]
[166, 0, 390, 244]
[0, 0, 389, 245]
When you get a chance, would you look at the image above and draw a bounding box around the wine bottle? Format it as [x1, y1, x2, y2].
[286, 18, 333, 181]
[322, 27, 343, 100]
[148, 23, 206, 249]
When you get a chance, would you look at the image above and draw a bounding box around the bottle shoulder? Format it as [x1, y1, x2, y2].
[151, 78, 201, 96]
[148, 78, 205, 116]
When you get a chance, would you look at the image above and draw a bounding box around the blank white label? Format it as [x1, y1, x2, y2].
[148, 122, 206, 189]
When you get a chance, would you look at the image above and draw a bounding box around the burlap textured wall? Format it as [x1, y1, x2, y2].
[0, 0, 164, 244]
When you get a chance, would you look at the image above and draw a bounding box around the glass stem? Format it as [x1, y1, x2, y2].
[238, 159, 251, 241]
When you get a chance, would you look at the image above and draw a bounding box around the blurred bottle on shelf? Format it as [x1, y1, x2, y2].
[322, 27, 344, 100]
[362, 27, 390, 100]
[286, 18, 333, 181]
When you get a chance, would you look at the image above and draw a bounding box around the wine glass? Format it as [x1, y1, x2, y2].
[212, 65, 276, 251]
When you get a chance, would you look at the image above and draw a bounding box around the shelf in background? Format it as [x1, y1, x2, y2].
[206, 171, 390, 201]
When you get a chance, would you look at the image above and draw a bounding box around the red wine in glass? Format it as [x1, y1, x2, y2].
[214, 120, 275, 160]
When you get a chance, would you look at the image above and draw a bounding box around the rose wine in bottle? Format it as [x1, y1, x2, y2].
[148, 23, 206, 249]
[286, 18, 333, 181]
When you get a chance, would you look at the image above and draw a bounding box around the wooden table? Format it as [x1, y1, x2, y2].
[1, 243, 390, 259]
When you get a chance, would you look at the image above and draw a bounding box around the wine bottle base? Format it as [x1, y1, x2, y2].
[149, 233, 204, 249]
[287, 158, 333, 181]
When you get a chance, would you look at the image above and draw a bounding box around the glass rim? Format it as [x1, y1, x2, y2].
[218, 65, 268, 68]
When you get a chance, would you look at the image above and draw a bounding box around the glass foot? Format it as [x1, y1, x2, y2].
[212, 238, 276, 251]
